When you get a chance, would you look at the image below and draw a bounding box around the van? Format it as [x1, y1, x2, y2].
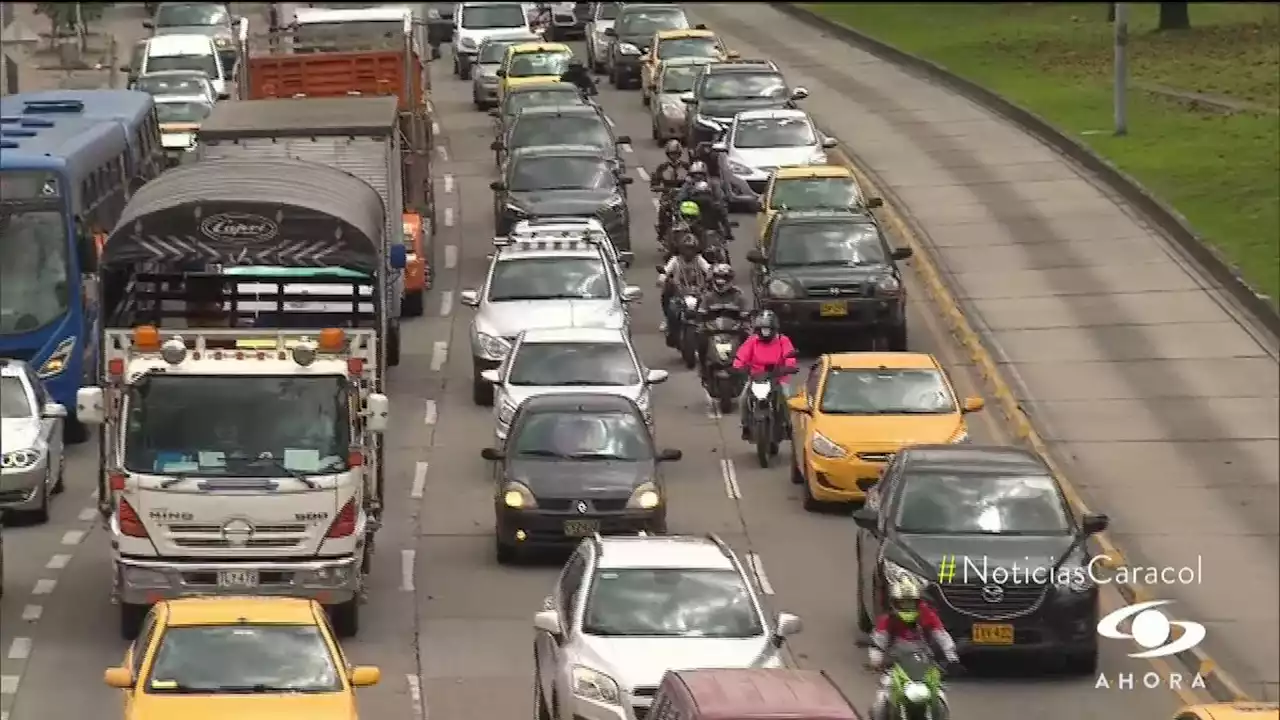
[649, 668, 862, 720]
[137, 35, 228, 99]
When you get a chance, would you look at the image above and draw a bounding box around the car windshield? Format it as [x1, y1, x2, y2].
[134, 74, 209, 97]
[771, 178, 861, 210]
[0, 203, 71, 336]
[123, 375, 350, 477]
[513, 411, 650, 460]
[0, 377, 31, 418]
[509, 50, 572, 77]
[155, 3, 228, 27]
[506, 90, 584, 115]
[155, 100, 213, 124]
[462, 3, 527, 29]
[583, 569, 764, 638]
[596, 2, 622, 20]
[146, 52, 219, 77]
[658, 37, 719, 59]
[511, 115, 611, 150]
[489, 257, 610, 300]
[772, 222, 885, 267]
[478, 41, 516, 63]
[508, 342, 639, 386]
[820, 369, 957, 415]
[660, 64, 701, 93]
[896, 473, 1073, 535]
[616, 10, 687, 36]
[701, 72, 787, 100]
[146, 624, 342, 694]
[734, 117, 815, 149]
[509, 155, 613, 191]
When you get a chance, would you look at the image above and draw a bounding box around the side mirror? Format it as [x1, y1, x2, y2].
[488, 108, 500, 117]
[615, 135, 632, 145]
[119, 66, 132, 73]
[103, 667, 133, 689]
[490, 140, 503, 151]
[459, 289, 480, 307]
[366, 393, 390, 432]
[790, 87, 809, 100]
[42, 402, 68, 419]
[657, 448, 683, 462]
[680, 92, 695, 104]
[480, 369, 501, 384]
[533, 609, 563, 640]
[772, 612, 803, 646]
[645, 369, 669, 384]
[604, 27, 616, 37]
[389, 244, 407, 270]
[76, 387, 105, 425]
[745, 249, 766, 265]
[490, 180, 507, 191]
[618, 251, 634, 267]
[821, 137, 838, 149]
[786, 396, 809, 414]
[711, 142, 727, 153]
[142, 20, 155, 29]
[962, 397, 985, 413]
[349, 666, 381, 687]
[866, 197, 884, 209]
[891, 247, 914, 261]
[619, 176, 634, 186]
[851, 507, 878, 532]
[480, 447, 505, 461]
[621, 285, 643, 302]
[1081, 512, 1110, 536]
[217, 91, 231, 101]
[495, 69, 507, 78]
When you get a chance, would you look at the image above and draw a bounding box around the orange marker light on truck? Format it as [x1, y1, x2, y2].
[318, 328, 346, 352]
[133, 325, 160, 351]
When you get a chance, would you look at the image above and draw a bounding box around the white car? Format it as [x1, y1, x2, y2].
[453, 2, 541, 80]
[532, 533, 803, 720]
[0, 359, 67, 523]
[135, 34, 229, 99]
[509, 217, 634, 274]
[131, 69, 216, 105]
[714, 108, 838, 194]
[483, 326, 666, 440]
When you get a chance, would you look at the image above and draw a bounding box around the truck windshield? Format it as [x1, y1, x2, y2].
[0, 207, 71, 336]
[124, 375, 351, 477]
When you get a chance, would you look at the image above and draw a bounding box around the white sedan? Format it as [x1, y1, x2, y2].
[0, 359, 66, 523]
[714, 107, 838, 194]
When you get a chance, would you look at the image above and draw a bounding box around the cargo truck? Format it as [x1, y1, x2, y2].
[76, 158, 403, 639]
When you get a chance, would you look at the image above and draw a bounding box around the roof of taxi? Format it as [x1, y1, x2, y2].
[596, 535, 737, 571]
[508, 41, 573, 53]
[161, 596, 320, 626]
[704, 59, 781, 74]
[827, 352, 941, 371]
[520, 327, 626, 344]
[774, 165, 855, 179]
[1188, 703, 1280, 720]
[655, 28, 716, 39]
[672, 669, 858, 720]
[515, 103, 600, 116]
[661, 56, 715, 68]
[736, 107, 808, 121]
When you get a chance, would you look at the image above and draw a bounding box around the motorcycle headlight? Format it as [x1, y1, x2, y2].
[618, 43, 641, 55]
[626, 481, 661, 509]
[883, 559, 930, 590]
[1, 449, 42, 471]
[811, 432, 847, 459]
[903, 681, 931, 704]
[474, 331, 511, 361]
[502, 481, 537, 509]
[38, 336, 75, 378]
[571, 666, 620, 705]
[766, 279, 797, 299]
[683, 295, 699, 310]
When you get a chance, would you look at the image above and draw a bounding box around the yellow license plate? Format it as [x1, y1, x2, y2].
[971, 623, 1014, 645]
[563, 519, 600, 537]
[819, 302, 847, 317]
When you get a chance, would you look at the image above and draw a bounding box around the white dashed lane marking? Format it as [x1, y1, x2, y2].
[444, 245, 458, 269]
[78, 507, 96, 521]
[407, 674, 424, 719]
[20, 605, 41, 622]
[45, 554, 71, 570]
[439, 290, 454, 317]
[443, 174, 454, 193]
[431, 121, 441, 136]
[6, 639, 31, 661]
[424, 400, 438, 426]
[748, 553, 774, 595]
[411, 461, 429, 499]
[430, 341, 448, 372]
[636, 166, 650, 182]
[32, 579, 56, 595]
[0, 675, 18, 694]
[400, 549, 416, 592]
[444, 207, 455, 228]
[720, 458, 741, 499]
[60, 530, 84, 546]
[436, 145, 449, 161]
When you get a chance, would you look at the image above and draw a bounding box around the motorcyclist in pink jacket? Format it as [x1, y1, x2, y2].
[732, 310, 797, 439]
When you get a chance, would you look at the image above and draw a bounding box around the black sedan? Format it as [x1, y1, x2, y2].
[492, 104, 631, 174]
[852, 444, 1109, 674]
[481, 393, 682, 564]
[491, 145, 633, 247]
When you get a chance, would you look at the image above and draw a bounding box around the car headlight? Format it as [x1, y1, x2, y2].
[38, 336, 75, 378]
[497, 399, 517, 425]
[1, 449, 42, 470]
[728, 160, 753, 175]
[883, 559, 930, 590]
[876, 275, 902, 295]
[626, 481, 661, 509]
[459, 36, 477, 50]
[474, 331, 511, 361]
[504, 203, 529, 217]
[215, 36, 230, 48]
[950, 428, 970, 444]
[502, 481, 537, 509]
[618, 43, 640, 55]
[811, 432, 847, 459]
[571, 666, 620, 705]
[766, 279, 797, 299]
[604, 194, 625, 207]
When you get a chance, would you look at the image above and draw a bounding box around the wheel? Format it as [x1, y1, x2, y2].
[24, 472, 50, 524]
[328, 598, 360, 638]
[535, 673, 552, 720]
[452, 53, 460, 77]
[886, 323, 908, 351]
[1063, 645, 1098, 675]
[496, 536, 517, 565]
[472, 369, 495, 407]
[679, 328, 697, 369]
[717, 394, 733, 415]
[612, 66, 624, 89]
[120, 602, 148, 640]
[769, 441, 780, 457]
[790, 456, 804, 485]
[642, 90, 650, 106]
[402, 289, 425, 318]
[651, 119, 660, 141]
[802, 475, 823, 512]
[431, 45, 442, 60]
[855, 545, 873, 632]
[64, 415, 88, 444]
[387, 325, 402, 367]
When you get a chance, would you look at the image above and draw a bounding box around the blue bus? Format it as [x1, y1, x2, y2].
[0, 108, 135, 441]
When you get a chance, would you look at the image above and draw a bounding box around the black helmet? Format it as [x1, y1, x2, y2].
[752, 310, 779, 339]
[710, 263, 734, 290]
[678, 233, 700, 254]
[664, 139, 683, 158]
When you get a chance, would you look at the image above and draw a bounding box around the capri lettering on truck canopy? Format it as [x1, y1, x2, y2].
[75, 158, 402, 642]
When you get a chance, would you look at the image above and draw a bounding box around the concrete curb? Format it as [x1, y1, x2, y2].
[769, 2, 1279, 339]
[766, 3, 1257, 702]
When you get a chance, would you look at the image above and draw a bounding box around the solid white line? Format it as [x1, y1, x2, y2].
[444, 207, 455, 227]
[46, 554, 71, 570]
[720, 458, 741, 499]
[424, 400, 438, 426]
[436, 145, 449, 161]
[78, 507, 96, 521]
[444, 245, 458, 269]
[748, 552, 775, 595]
[400, 549, 416, 592]
[60, 530, 84, 546]
[0, 675, 18, 694]
[443, 174, 454, 194]
[32, 579, 56, 595]
[620, 143, 633, 153]
[7, 638, 31, 661]
[439, 290, 454, 317]
[430, 341, 448, 372]
[407, 673, 424, 719]
[636, 166, 650, 182]
[21, 605, 42, 622]
[411, 461, 429, 499]
[431, 121, 441, 136]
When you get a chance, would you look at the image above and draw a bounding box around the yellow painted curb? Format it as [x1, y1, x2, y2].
[827, 144, 1253, 703]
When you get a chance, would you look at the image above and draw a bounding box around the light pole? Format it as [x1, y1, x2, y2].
[1113, 2, 1129, 136]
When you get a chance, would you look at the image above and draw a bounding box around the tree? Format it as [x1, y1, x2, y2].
[1158, 1, 1190, 31]
[33, 3, 113, 38]
[1107, 3, 1116, 23]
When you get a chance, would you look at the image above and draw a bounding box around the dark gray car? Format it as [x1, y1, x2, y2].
[491, 145, 634, 249]
[604, 4, 689, 90]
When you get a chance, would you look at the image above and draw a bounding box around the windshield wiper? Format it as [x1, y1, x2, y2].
[211, 684, 312, 694]
[566, 452, 628, 461]
[544, 380, 624, 386]
[518, 449, 568, 459]
[230, 456, 319, 489]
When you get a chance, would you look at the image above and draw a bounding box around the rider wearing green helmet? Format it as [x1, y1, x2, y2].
[868, 580, 958, 720]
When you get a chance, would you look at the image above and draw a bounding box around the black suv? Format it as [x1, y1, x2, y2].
[682, 60, 806, 147]
[491, 144, 634, 248]
[604, 3, 689, 89]
[747, 209, 911, 350]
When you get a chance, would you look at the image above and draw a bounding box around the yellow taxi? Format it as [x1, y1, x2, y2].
[756, 165, 882, 249]
[497, 41, 575, 101]
[786, 352, 984, 511]
[105, 596, 381, 719]
[1174, 703, 1280, 720]
[640, 27, 735, 105]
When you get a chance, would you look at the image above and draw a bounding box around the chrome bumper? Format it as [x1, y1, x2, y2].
[114, 554, 361, 606]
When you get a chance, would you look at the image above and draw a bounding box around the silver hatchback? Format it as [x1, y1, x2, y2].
[472, 35, 539, 110]
[0, 359, 67, 522]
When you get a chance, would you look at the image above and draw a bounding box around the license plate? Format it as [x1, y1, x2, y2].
[971, 623, 1014, 645]
[714, 343, 733, 354]
[563, 519, 600, 537]
[217, 570, 259, 589]
[819, 301, 847, 317]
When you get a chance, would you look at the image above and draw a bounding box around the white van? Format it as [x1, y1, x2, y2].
[138, 34, 228, 99]
[452, 2, 539, 80]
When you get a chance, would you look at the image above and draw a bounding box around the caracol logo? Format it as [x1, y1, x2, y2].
[1097, 600, 1206, 659]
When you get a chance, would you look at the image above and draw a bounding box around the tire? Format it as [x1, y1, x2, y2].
[496, 536, 516, 565]
[52, 459, 65, 494]
[651, 120, 660, 141]
[64, 415, 88, 445]
[887, 323, 908, 352]
[458, 59, 472, 81]
[472, 369, 495, 407]
[855, 549, 873, 633]
[790, 456, 805, 485]
[535, 673, 552, 720]
[328, 598, 360, 638]
[452, 54, 460, 77]
[402, 289, 425, 318]
[642, 90, 650, 107]
[802, 477, 822, 512]
[755, 418, 771, 468]
[120, 602, 148, 640]
[679, 327, 697, 369]
[612, 66, 624, 90]
[387, 325, 402, 367]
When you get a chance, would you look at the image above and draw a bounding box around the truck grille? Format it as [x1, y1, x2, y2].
[166, 522, 310, 550]
[806, 283, 869, 298]
[938, 582, 1048, 620]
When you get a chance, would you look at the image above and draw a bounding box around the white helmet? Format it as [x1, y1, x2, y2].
[688, 161, 708, 175]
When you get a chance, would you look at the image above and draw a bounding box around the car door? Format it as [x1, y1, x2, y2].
[538, 549, 587, 704]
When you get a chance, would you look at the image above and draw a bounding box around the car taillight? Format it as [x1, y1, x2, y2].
[326, 498, 357, 538]
[118, 498, 149, 538]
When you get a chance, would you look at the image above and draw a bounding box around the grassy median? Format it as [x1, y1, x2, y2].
[805, 2, 1280, 305]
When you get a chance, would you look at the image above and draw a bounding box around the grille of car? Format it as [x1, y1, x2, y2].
[856, 452, 893, 463]
[938, 582, 1048, 620]
[536, 498, 630, 512]
[805, 283, 869, 298]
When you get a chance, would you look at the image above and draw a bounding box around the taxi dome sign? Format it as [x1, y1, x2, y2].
[200, 212, 279, 244]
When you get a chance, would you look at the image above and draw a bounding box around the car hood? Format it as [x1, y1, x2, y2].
[891, 533, 1078, 580]
[505, 383, 644, 410]
[509, 458, 650, 497]
[154, 25, 225, 38]
[813, 414, 963, 448]
[508, 190, 615, 216]
[481, 300, 625, 335]
[698, 97, 788, 121]
[127, 693, 356, 720]
[730, 145, 822, 171]
[771, 265, 891, 288]
[0, 418, 41, 451]
[578, 635, 777, 689]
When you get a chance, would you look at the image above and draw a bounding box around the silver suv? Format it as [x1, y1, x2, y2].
[532, 533, 803, 720]
[462, 237, 642, 406]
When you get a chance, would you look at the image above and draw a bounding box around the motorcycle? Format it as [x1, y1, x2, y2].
[676, 294, 701, 369]
[879, 641, 949, 720]
[746, 354, 799, 469]
[701, 226, 731, 265]
[700, 314, 745, 414]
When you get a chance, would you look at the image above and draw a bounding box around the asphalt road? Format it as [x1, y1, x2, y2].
[0, 5, 1210, 720]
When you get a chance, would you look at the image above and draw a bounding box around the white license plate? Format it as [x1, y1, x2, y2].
[714, 343, 733, 354]
[217, 570, 259, 589]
